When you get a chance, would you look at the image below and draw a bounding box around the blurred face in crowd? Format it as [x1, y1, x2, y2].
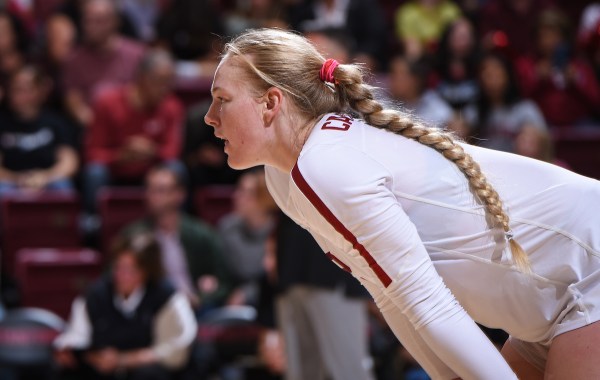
[113, 252, 145, 297]
[233, 173, 261, 220]
[389, 58, 420, 101]
[46, 15, 76, 64]
[480, 56, 508, 102]
[537, 26, 563, 57]
[515, 125, 550, 161]
[138, 61, 175, 107]
[9, 69, 45, 119]
[0, 13, 16, 53]
[82, 0, 118, 47]
[145, 169, 185, 216]
[449, 19, 475, 57]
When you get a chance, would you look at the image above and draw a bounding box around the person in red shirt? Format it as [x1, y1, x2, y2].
[62, 0, 145, 127]
[516, 9, 600, 127]
[83, 48, 184, 213]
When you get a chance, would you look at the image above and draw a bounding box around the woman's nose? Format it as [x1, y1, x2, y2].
[204, 103, 218, 128]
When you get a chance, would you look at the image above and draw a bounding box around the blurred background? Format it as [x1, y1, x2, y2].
[0, 0, 598, 379]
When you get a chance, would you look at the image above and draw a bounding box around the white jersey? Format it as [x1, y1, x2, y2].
[265, 113, 600, 380]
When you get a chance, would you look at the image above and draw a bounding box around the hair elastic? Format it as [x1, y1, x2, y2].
[320, 59, 339, 84]
[505, 230, 514, 241]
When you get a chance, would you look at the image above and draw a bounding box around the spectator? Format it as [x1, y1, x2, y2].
[467, 53, 548, 152]
[517, 9, 600, 126]
[53, 233, 198, 380]
[62, 0, 145, 127]
[223, 0, 288, 37]
[434, 17, 480, 113]
[287, 0, 386, 71]
[218, 169, 276, 307]
[123, 165, 232, 311]
[36, 14, 77, 116]
[0, 66, 78, 194]
[514, 124, 569, 168]
[395, 0, 462, 59]
[0, 9, 29, 86]
[83, 49, 184, 214]
[58, 0, 139, 41]
[480, 0, 555, 59]
[0, 10, 29, 58]
[275, 213, 374, 380]
[388, 55, 454, 128]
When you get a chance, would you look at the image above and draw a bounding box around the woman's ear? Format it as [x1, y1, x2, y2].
[262, 87, 283, 126]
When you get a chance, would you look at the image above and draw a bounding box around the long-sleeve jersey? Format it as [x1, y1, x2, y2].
[265, 113, 600, 380]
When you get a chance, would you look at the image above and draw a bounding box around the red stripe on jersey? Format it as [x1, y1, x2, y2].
[291, 164, 392, 287]
[326, 252, 352, 273]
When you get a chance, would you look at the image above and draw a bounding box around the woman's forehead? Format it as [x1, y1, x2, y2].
[212, 56, 249, 92]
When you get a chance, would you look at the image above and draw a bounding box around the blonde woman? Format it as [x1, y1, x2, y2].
[204, 29, 600, 380]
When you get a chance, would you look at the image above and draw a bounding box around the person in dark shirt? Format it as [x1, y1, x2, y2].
[0, 65, 78, 194]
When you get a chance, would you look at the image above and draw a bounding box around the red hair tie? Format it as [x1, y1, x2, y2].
[320, 59, 339, 84]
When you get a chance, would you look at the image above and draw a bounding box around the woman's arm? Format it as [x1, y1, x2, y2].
[45, 146, 79, 181]
[294, 144, 516, 380]
[365, 279, 458, 380]
[53, 297, 92, 350]
[150, 292, 198, 368]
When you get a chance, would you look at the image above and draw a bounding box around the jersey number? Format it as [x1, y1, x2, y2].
[321, 115, 352, 131]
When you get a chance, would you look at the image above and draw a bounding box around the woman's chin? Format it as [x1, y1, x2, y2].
[227, 156, 261, 171]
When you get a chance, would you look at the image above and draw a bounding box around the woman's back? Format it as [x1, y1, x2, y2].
[268, 113, 600, 343]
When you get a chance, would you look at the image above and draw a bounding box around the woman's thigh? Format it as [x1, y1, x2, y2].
[545, 320, 600, 379]
[500, 340, 543, 380]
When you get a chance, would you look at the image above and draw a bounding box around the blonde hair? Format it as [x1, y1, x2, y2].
[223, 29, 529, 272]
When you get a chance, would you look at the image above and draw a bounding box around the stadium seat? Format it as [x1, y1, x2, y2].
[15, 248, 102, 319]
[98, 187, 147, 252]
[194, 185, 235, 226]
[0, 193, 81, 274]
[198, 306, 262, 360]
[0, 307, 64, 378]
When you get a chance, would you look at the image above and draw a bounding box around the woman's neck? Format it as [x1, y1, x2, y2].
[266, 113, 318, 173]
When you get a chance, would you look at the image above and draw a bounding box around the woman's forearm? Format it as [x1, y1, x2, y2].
[46, 146, 79, 181]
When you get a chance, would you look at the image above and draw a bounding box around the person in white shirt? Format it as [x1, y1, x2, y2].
[203, 29, 600, 380]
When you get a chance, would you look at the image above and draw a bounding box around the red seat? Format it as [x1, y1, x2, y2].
[98, 187, 147, 252]
[194, 185, 235, 226]
[0, 193, 81, 273]
[552, 128, 600, 180]
[15, 248, 102, 319]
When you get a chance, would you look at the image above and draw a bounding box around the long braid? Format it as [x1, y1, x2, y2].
[335, 64, 530, 272]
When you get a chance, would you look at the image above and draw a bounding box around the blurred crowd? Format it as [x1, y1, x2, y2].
[0, 0, 599, 379]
